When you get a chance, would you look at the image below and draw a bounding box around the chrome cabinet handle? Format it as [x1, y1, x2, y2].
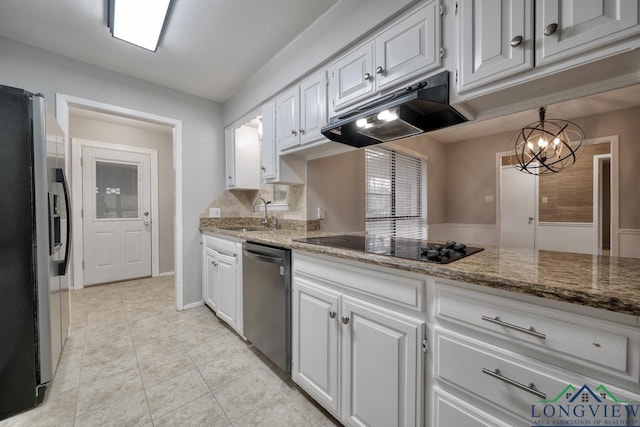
[376, 66, 384, 74]
[341, 316, 350, 324]
[329, 310, 336, 319]
[364, 73, 372, 81]
[291, 129, 297, 136]
[482, 368, 546, 399]
[211, 261, 218, 266]
[481, 315, 546, 339]
[510, 35, 523, 47]
[261, 166, 266, 172]
[544, 23, 558, 36]
[299, 128, 305, 135]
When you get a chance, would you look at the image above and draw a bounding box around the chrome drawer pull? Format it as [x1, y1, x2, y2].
[482, 368, 546, 399]
[481, 315, 546, 339]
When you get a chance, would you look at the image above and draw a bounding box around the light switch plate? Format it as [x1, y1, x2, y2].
[484, 195, 495, 203]
[317, 207, 326, 219]
[209, 207, 221, 218]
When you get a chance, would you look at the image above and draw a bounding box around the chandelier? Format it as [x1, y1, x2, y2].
[510, 107, 585, 175]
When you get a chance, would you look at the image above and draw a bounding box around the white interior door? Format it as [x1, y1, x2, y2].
[500, 166, 537, 249]
[82, 146, 152, 285]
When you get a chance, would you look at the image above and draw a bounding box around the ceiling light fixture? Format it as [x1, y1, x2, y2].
[510, 106, 585, 175]
[108, 0, 175, 52]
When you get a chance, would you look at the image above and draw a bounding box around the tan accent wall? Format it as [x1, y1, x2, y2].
[306, 149, 366, 232]
[69, 115, 175, 274]
[537, 143, 610, 222]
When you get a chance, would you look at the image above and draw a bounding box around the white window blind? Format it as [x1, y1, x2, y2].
[365, 146, 426, 238]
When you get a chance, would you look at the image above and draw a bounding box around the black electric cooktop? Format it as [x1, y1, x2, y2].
[294, 235, 484, 264]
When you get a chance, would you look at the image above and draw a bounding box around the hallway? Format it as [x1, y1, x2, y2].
[1, 276, 338, 426]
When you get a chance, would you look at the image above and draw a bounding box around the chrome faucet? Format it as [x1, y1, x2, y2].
[251, 197, 271, 227]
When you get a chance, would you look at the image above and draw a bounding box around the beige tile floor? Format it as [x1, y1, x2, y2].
[1, 276, 341, 427]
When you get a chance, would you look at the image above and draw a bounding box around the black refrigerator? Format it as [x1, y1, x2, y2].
[0, 85, 71, 420]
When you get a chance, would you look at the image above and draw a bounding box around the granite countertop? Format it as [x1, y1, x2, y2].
[201, 226, 640, 316]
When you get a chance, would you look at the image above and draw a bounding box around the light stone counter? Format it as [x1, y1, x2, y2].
[201, 224, 640, 316]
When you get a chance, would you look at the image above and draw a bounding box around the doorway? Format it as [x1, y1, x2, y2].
[57, 93, 185, 310]
[81, 144, 155, 285]
[594, 154, 612, 255]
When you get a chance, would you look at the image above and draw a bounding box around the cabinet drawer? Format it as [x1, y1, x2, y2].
[434, 284, 635, 381]
[433, 388, 511, 427]
[205, 235, 238, 256]
[435, 330, 640, 425]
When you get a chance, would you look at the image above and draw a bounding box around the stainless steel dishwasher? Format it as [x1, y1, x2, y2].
[242, 242, 291, 373]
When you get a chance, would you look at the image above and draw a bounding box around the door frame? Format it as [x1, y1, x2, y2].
[72, 138, 159, 288]
[56, 94, 185, 310]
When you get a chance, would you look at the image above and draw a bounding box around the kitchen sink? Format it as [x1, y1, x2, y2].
[221, 226, 266, 232]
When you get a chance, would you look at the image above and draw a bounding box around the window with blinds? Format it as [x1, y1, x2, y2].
[365, 146, 426, 238]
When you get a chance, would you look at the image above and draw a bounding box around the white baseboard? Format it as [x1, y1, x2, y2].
[619, 229, 640, 259]
[182, 301, 204, 310]
[155, 271, 175, 277]
[427, 223, 497, 246]
[537, 222, 594, 255]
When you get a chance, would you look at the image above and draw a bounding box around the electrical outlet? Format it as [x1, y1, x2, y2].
[542, 196, 548, 204]
[484, 195, 495, 203]
[317, 207, 326, 219]
[209, 207, 221, 218]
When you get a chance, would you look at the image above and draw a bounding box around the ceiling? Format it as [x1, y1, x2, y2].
[0, 0, 337, 102]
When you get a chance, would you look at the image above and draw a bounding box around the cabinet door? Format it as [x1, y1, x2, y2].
[204, 249, 218, 311]
[375, 1, 441, 92]
[341, 297, 425, 427]
[299, 71, 327, 146]
[292, 279, 341, 415]
[458, 0, 533, 92]
[260, 101, 277, 180]
[276, 86, 300, 152]
[536, 0, 640, 66]
[329, 42, 375, 112]
[215, 252, 236, 328]
[224, 126, 235, 189]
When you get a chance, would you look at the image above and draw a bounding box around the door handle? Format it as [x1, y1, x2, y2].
[528, 216, 534, 224]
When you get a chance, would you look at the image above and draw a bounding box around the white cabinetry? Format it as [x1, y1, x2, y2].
[276, 70, 327, 153]
[224, 118, 261, 190]
[259, 102, 305, 184]
[201, 234, 244, 336]
[536, 0, 640, 66]
[456, 0, 640, 93]
[457, 0, 533, 92]
[431, 281, 640, 425]
[329, 1, 441, 111]
[292, 252, 426, 427]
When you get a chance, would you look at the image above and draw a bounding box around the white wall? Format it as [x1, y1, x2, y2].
[0, 37, 223, 306]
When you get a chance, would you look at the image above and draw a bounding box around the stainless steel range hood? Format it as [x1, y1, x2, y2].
[321, 71, 467, 148]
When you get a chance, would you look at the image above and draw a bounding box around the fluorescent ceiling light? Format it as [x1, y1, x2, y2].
[108, 0, 174, 52]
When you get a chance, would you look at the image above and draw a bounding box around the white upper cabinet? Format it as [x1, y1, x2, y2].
[329, 43, 375, 111]
[330, 1, 442, 112]
[536, 0, 640, 66]
[457, 0, 533, 92]
[375, 0, 441, 92]
[276, 70, 327, 153]
[275, 86, 300, 152]
[260, 102, 277, 180]
[224, 117, 261, 190]
[299, 72, 327, 146]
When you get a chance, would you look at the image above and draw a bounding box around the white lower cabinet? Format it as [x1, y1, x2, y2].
[292, 254, 426, 427]
[433, 388, 510, 427]
[201, 234, 243, 336]
[341, 297, 424, 427]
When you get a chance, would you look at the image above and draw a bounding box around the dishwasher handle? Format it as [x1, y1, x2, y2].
[243, 249, 283, 265]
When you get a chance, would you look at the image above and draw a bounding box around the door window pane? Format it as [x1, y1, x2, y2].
[95, 161, 138, 219]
